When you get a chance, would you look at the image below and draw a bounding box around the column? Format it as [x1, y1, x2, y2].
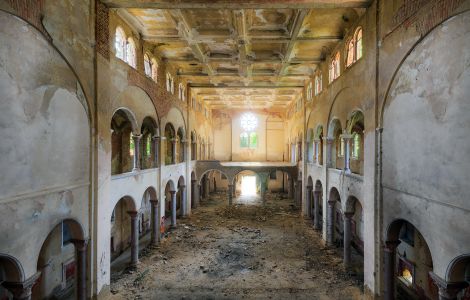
[288, 176, 293, 199]
[181, 139, 187, 162]
[180, 185, 187, 216]
[150, 199, 159, 245]
[128, 211, 139, 267]
[171, 139, 177, 164]
[297, 180, 302, 207]
[314, 139, 320, 165]
[204, 177, 210, 199]
[71, 239, 88, 300]
[313, 190, 321, 230]
[324, 137, 334, 168]
[228, 184, 233, 206]
[343, 212, 354, 269]
[429, 272, 469, 300]
[326, 200, 335, 245]
[306, 185, 313, 219]
[383, 240, 401, 300]
[191, 180, 197, 208]
[293, 181, 298, 206]
[342, 134, 353, 173]
[196, 184, 201, 206]
[169, 191, 177, 228]
[132, 134, 142, 171]
[3, 272, 41, 300]
[152, 135, 160, 168]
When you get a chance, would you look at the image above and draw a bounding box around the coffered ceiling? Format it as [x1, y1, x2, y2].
[104, 0, 370, 110]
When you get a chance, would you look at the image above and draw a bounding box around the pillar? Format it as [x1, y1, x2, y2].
[181, 139, 187, 162]
[342, 134, 353, 173]
[170, 191, 177, 228]
[3, 272, 41, 300]
[326, 200, 335, 245]
[171, 139, 177, 164]
[152, 135, 160, 168]
[180, 185, 187, 216]
[343, 212, 354, 269]
[324, 137, 334, 168]
[313, 190, 321, 230]
[228, 184, 233, 205]
[288, 176, 293, 199]
[197, 184, 201, 206]
[71, 239, 88, 300]
[429, 272, 469, 300]
[191, 179, 197, 208]
[306, 185, 313, 219]
[150, 199, 159, 245]
[204, 176, 210, 198]
[132, 134, 142, 171]
[293, 181, 298, 206]
[383, 240, 400, 300]
[297, 180, 302, 207]
[314, 139, 320, 165]
[128, 211, 139, 267]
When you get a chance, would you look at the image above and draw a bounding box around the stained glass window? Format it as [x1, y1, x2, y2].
[240, 113, 258, 131]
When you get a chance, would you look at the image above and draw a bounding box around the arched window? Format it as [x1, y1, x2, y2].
[129, 134, 135, 157]
[346, 27, 363, 68]
[249, 132, 258, 148]
[356, 28, 363, 60]
[178, 83, 185, 101]
[329, 52, 340, 83]
[126, 38, 136, 68]
[351, 132, 360, 159]
[314, 73, 322, 95]
[151, 59, 158, 81]
[144, 53, 152, 77]
[306, 82, 313, 101]
[240, 132, 249, 148]
[115, 27, 126, 60]
[166, 73, 172, 93]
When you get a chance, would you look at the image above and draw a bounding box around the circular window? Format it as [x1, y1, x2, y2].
[240, 113, 258, 131]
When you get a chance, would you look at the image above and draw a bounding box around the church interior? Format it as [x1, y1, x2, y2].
[0, 0, 469, 299]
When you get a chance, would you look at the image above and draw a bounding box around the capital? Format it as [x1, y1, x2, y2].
[179, 185, 186, 189]
[306, 185, 313, 190]
[343, 212, 354, 218]
[150, 199, 159, 205]
[152, 135, 160, 141]
[127, 211, 138, 218]
[131, 133, 142, 140]
[429, 272, 469, 299]
[323, 136, 335, 144]
[3, 272, 41, 299]
[340, 134, 353, 140]
[71, 238, 89, 251]
[384, 240, 401, 252]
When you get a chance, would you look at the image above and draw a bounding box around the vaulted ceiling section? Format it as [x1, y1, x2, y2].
[104, 0, 370, 110]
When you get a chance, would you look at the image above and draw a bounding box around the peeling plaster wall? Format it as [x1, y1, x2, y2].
[382, 10, 470, 280]
[0, 9, 90, 281]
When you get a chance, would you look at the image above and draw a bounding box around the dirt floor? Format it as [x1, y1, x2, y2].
[107, 192, 364, 300]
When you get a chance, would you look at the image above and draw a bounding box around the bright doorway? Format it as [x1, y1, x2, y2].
[241, 175, 257, 196]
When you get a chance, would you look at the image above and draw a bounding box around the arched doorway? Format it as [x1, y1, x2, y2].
[443, 255, 470, 299]
[32, 220, 87, 300]
[327, 187, 341, 246]
[0, 255, 26, 300]
[110, 196, 139, 274]
[111, 109, 138, 174]
[384, 220, 436, 300]
[164, 180, 177, 230]
[343, 196, 364, 282]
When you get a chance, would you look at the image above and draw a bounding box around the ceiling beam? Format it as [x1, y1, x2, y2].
[278, 9, 309, 79]
[178, 72, 310, 77]
[168, 10, 216, 77]
[189, 84, 304, 88]
[103, 0, 372, 9]
[165, 57, 322, 64]
[144, 35, 342, 44]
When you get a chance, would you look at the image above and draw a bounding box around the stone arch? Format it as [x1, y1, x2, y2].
[111, 107, 138, 134]
[33, 219, 85, 300]
[0, 254, 25, 282]
[140, 187, 157, 236]
[198, 169, 230, 186]
[385, 219, 437, 299]
[446, 254, 470, 282]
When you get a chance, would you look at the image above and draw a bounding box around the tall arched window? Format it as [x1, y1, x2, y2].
[329, 52, 340, 83]
[166, 73, 174, 93]
[346, 27, 363, 68]
[314, 73, 322, 95]
[178, 83, 185, 101]
[144, 53, 152, 77]
[126, 38, 136, 68]
[151, 59, 158, 82]
[306, 82, 313, 101]
[240, 113, 258, 149]
[115, 27, 126, 60]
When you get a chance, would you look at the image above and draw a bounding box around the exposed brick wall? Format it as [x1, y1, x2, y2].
[6, 0, 51, 40]
[96, 0, 110, 60]
[388, 0, 466, 37]
[127, 66, 185, 120]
